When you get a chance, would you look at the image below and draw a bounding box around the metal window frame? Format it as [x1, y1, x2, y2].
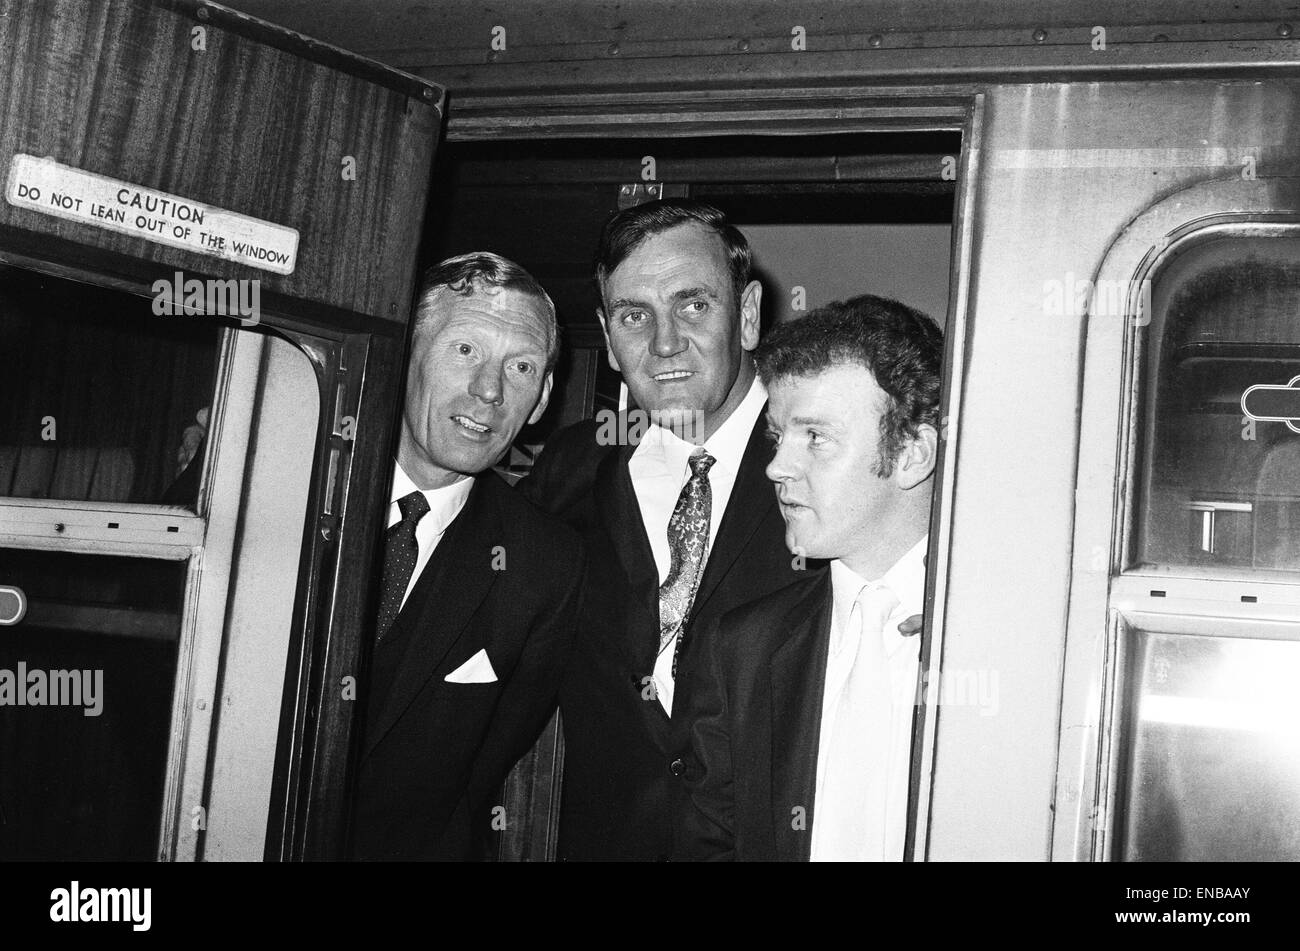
[161, 329, 270, 861]
[1053, 177, 1300, 861]
[0, 310, 250, 861]
[0, 245, 357, 862]
[1099, 599, 1300, 861]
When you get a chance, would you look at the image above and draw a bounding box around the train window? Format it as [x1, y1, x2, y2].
[1117, 629, 1300, 861]
[1107, 228, 1300, 862]
[0, 263, 221, 508]
[1135, 235, 1300, 573]
[0, 549, 186, 860]
[0, 258, 321, 861]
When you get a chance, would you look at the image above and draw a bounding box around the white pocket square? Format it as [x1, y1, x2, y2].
[444, 648, 498, 684]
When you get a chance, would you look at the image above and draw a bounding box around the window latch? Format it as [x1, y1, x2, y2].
[1242, 373, 1300, 435]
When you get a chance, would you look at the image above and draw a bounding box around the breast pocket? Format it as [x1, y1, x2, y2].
[443, 647, 499, 684]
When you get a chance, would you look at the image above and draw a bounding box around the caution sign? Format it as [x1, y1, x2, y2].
[5, 154, 299, 275]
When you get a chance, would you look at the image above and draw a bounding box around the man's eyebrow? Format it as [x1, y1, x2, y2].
[606, 287, 720, 311]
[790, 415, 838, 428]
[670, 286, 719, 302]
[606, 297, 649, 312]
[509, 344, 549, 360]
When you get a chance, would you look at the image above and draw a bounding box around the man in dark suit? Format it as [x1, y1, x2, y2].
[676, 295, 942, 861]
[351, 253, 585, 861]
[518, 200, 812, 861]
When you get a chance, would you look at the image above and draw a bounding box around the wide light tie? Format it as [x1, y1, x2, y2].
[816, 583, 899, 861]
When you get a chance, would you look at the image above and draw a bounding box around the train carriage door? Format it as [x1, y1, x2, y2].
[0, 0, 443, 860]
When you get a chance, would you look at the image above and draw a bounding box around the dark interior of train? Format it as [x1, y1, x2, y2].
[0, 268, 219, 858]
[0, 266, 219, 507]
[0, 549, 183, 860]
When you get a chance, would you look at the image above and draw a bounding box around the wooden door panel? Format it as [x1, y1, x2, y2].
[0, 0, 442, 324]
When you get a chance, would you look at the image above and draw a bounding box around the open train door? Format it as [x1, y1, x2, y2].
[0, 0, 441, 860]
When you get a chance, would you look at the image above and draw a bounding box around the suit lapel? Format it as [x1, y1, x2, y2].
[363, 476, 503, 759]
[595, 443, 661, 673]
[692, 412, 777, 621]
[769, 574, 832, 862]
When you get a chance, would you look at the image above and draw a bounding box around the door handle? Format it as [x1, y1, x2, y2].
[0, 585, 27, 625]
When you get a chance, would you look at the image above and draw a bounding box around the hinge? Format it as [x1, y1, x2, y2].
[618, 182, 690, 209]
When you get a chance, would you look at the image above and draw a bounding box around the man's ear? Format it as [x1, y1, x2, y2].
[528, 372, 555, 426]
[597, 308, 621, 372]
[895, 422, 939, 490]
[739, 280, 762, 352]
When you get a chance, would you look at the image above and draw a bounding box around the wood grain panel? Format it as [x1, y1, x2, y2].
[0, 0, 442, 324]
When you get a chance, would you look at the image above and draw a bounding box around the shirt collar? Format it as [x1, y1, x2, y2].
[391, 461, 474, 536]
[701, 373, 767, 473]
[881, 536, 928, 619]
[829, 536, 929, 640]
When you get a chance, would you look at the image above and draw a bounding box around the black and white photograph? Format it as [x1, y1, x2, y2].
[0, 0, 1295, 934]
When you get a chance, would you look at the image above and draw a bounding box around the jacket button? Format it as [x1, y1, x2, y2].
[669, 758, 686, 777]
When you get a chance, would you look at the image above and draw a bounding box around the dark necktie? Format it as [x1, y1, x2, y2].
[659, 449, 716, 678]
[377, 490, 430, 641]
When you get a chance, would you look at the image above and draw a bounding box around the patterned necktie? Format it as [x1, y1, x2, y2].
[660, 449, 716, 678]
[376, 490, 430, 641]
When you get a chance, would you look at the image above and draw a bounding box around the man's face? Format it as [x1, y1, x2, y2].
[600, 222, 761, 437]
[764, 363, 899, 561]
[400, 284, 552, 487]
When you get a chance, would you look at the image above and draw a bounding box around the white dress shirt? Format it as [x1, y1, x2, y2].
[628, 375, 768, 714]
[388, 461, 474, 612]
[810, 536, 928, 862]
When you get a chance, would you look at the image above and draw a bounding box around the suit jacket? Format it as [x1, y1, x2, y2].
[518, 411, 816, 861]
[351, 471, 585, 861]
[674, 570, 831, 862]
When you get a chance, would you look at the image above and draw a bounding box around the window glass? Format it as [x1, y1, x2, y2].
[0, 263, 220, 507]
[1117, 629, 1300, 861]
[1136, 236, 1300, 572]
[0, 549, 186, 860]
